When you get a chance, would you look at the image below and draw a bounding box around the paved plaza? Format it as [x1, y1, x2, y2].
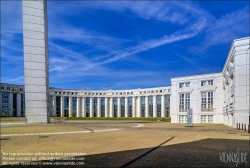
[0, 120, 249, 167]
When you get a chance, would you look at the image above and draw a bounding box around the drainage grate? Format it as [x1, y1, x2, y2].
[38, 136, 49, 138]
[227, 133, 236, 134]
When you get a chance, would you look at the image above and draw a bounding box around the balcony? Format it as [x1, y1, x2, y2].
[179, 109, 187, 112]
[231, 86, 234, 97]
[229, 66, 234, 79]
[201, 108, 214, 112]
[225, 76, 229, 85]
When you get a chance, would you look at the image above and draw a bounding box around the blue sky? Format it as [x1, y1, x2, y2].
[1, 1, 249, 90]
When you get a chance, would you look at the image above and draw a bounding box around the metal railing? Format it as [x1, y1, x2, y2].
[201, 108, 214, 112]
[179, 109, 187, 112]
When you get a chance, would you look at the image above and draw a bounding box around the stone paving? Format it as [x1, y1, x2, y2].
[0, 121, 249, 167]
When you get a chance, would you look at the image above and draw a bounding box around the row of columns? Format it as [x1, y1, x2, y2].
[1, 92, 22, 117]
[51, 95, 168, 117]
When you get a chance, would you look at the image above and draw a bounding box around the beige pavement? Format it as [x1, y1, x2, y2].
[0, 121, 249, 167]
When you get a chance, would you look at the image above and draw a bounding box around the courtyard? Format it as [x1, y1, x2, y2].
[0, 119, 249, 167]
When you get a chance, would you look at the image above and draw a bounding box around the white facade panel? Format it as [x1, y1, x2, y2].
[22, 1, 44, 10]
[25, 101, 47, 108]
[25, 69, 47, 78]
[24, 46, 45, 55]
[24, 54, 46, 63]
[22, 6, 44, 17]
[23, 30, 44, 40]
[24, 62, 46, 70]
[25, 93, 47, 101]
[24, 38, 45, 48]
[23, 15, 44, 25]
[23, 22, 45, 32]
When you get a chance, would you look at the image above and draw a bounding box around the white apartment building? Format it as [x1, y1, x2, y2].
[0, 37, 249, 130]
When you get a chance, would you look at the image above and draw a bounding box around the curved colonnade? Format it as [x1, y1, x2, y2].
[50, 87, 171, 118]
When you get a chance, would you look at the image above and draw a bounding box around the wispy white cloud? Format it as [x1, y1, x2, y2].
[190, 7, 249, 54]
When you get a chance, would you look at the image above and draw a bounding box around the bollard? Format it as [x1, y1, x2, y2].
[239, 123, 240, 130]
[244, 124, 246, 132]
[248, 125, 250, 133]
[242, 123, 243, 130]
[237, 123, 238, 129]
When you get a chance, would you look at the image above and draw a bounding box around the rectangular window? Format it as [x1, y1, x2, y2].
[1, 86, 4, 89]
[201, 115, 207, 123]
[201, 115, 213, 123]
[208, 115, 213, 123]
[179, 115, 187, 123]
[208, 80, 213, 85]
[185, 82, 190, 87]
[179, 93, 190, 112]
[201, 92, 214, 111]
[179, 83, 184, 88]
[201, 81, 206, 86]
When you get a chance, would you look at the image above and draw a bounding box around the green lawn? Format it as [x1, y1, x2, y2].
[0, 117, 26, 121]
[66, 117, 171, 122]
[0, 117, 171, 122]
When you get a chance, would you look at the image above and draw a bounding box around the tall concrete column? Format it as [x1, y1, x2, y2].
[22, 0, 50, 123]
[8, 92, 13, 117]
[50, 96, 53, 116]
[69, 97, 73, 117]
[90, 97, 93, 117]
[137, 96, 141, 117]
[153, 95, 157, 117]
[0, 92, 2, 117]
[132, 97, 136, 117]
[97, 97, 102, 117]
[82, 97, 86, 117]
[60, 96, 64, 117]
[125, 97, 128, 117]
[105, 97, 109, 117]
[52, 96, 56, 116]
[117, 97, 121, 117]
[145, 96, 149, 117]
[161, 95, 165, 117]
[109, 97, 114, 117]
[77, 97, 81, 117]
[16, 93, 21, 117]
[97, 97, 101, 117]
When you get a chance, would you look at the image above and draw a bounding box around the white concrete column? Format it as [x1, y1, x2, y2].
[82, 97, 86, 117]
[117, 97, 121, 117]
[77, 97, 81, 117]
[137, 96, 141, 117]
[105, 97, 109, 117]
[60, 96, 64, 117]
[0, 92, 2, 117]
[125, 97, 129, 117]
[145, 96, 149, 117]
[161, 95, 165, 117]
[8, 92, 13, 117]
[109, 97, 114, 117]
[16, 93, 21, 117]
[132, 97, 136, 117]
[90, 97, 93, 117]
[69, 97, 73, 117]
[97, 97, 101, 117]
[228, 113, 232, 126]
[50, 96, 53, 116]
[153, 95, 157, 117]
[52, 96, 56, 117]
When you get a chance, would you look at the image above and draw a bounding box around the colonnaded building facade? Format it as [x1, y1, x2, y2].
[0, 37, 249, 129]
